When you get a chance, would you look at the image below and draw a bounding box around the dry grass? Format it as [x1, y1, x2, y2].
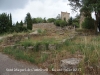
[1, 29, 100, 75]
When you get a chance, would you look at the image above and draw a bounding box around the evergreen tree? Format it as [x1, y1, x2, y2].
[16, 21, 19, 26]
[9, 13, 12, 27]
[25, 13, 32, 30]
[0, 13, 9, 33]
[20, 20, 23, 26]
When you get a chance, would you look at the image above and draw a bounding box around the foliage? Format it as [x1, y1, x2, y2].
[9, 13, 12, 27]
[68, 0, 100, 32]
[32, 17, 45, 23]
[3, 47, 35, 63]
[25, 13, 32, 30]
[68, 17, 73, 25]
[54, 20, 67, 27]
[73, 15, 80, 28]
[14, 21, 27, 32]
[47, 18, 56, 23]
[0, 13, 12, 34]
[82, 17, 95, 29]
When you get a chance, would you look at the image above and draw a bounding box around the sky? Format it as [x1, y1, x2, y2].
[0, 0, 80, 23]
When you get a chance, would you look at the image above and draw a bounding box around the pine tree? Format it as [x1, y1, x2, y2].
[25, 13, 32, 30]
[9, 13, 12, 27]
[0, 13, 9, 33]
[20, 20, 23, 26]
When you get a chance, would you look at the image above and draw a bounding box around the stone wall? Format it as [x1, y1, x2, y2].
[32, 23, 56, 31]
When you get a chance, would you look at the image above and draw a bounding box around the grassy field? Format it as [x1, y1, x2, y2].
[0, 30, 100, 75]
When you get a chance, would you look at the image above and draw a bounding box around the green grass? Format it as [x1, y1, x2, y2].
[20, 39, 34, 48]
[3, 47, 35, 63]
[2, 33, 100, 75]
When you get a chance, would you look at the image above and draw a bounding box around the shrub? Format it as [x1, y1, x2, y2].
[82, 17, 95, 29]
[54, 20, 67, 27]
[20, 40, 34, 48]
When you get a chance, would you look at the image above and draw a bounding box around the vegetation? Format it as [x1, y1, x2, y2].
[0, 13, 12, 34]
[25, 13, 32, 30]
[82, 17, 95, 29]
[68, 17, 73, 25]
[47, 18, 56, 23]
[54, 19, 67, 27]
[68, 0, 100, 32]
[2, 34, 100, 75]
[32, 17, 47, 23]
[72, 15, 80, 28]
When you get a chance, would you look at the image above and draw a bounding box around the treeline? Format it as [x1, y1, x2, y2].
[0, 13, 28, 34]
[0, 12, 80, 34]
[0, 13, 12, 33]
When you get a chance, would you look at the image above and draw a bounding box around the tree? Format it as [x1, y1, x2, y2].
[68, 0, 100, 33]
[47, 18, 56, 23]
[54, 20, 67, 27]
[43, 17, 47, 23]
[68, 17, 73, 25]
[9, 13, 12, 27]
[72, 15, 80, 28]
[0, 13, 9, 33]
[82, 17, 95, 29]
[56, 14, 61, 20]
[32, 17, 44, 23]
[20, 20, 23, 26]
[25, 13, 32, 30]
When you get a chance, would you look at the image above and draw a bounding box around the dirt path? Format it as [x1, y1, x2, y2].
[0, 53, 53, 75]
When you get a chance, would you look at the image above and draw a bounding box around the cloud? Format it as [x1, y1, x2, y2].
[0, 0, 79, 23]
[0, 0, 28, 10]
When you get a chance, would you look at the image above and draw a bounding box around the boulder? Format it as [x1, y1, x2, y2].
[60, 58, 81, 71]
[48, 44, 56, 50]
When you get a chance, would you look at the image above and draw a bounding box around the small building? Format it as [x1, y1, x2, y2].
[61, 11, 70, 22]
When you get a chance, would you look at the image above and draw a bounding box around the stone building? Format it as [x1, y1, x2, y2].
[61, 11, 70, 22]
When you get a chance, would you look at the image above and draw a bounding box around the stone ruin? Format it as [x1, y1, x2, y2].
[61, 11, 70, 22]
[32, 23, 56, 31]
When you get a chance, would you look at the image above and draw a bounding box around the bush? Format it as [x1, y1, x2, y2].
[82, 17, 95, 29]
[47, 18, 56, 23]
[54, 20, 67, 27]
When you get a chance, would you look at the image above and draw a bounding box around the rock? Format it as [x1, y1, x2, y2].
[41, 51, 50, 54]
[62, 39, 66, 43]
[24, 37, 29, 40]
[17, 46, 25, 50]
[39, 44, 46, 50]
[60, 58, 81, 71]
[48, 44, 56, 50]
[30, 30, 38, 35]
[59, 32, 64, 35]
[27, 46, 34, 50]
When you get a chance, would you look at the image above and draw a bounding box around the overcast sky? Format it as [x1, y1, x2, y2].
[0, 0, 80, 23]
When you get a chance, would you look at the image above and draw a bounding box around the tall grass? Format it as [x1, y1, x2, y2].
[3, 47, 35, 63]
